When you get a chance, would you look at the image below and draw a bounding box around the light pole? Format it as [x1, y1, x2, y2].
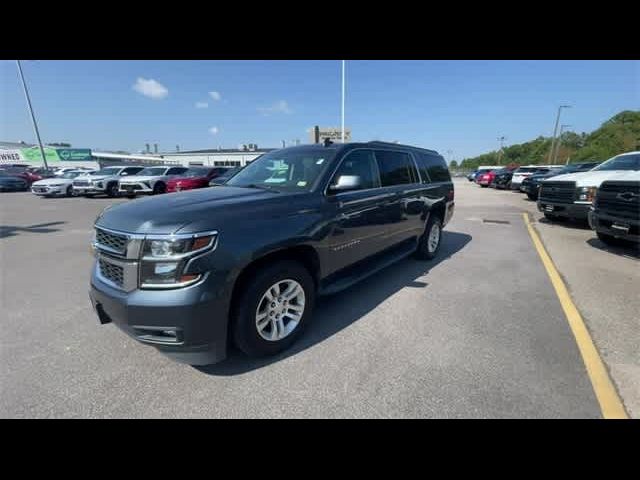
[497, 136, 506, 164]
[16, 60, 49, 170]
[341, 60, 346, 143]
[548, 105, 571, 164]
[553, 124, 572, 165]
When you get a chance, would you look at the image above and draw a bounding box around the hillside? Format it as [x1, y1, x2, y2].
[459, 110, 640, 170]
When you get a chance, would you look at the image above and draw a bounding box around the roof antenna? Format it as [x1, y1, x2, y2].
[323, 137, 333, 147]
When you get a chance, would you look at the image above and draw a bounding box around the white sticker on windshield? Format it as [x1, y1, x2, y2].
[316, 158, 325, 165]
[297, 181, 307, 187]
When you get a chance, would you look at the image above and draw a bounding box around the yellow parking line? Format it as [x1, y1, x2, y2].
[523, 213, 628, 419]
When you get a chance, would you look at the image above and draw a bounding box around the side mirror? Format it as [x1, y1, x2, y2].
[329, 175, 362, 193]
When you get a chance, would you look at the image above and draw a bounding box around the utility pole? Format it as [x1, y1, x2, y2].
[548, 105, 571, 164]
[341, 60, 346, 143]
[16, 60, 49, 170]
[553, 124, 572, 165]
[497, 136, 506, 164]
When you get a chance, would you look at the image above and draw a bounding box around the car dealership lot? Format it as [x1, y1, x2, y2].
[0, 182, 637, 418]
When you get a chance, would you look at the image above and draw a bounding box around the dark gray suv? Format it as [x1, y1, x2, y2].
[89, 142, 455, 365]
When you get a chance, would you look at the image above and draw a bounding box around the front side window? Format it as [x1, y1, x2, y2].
[167, 167, 188, 175]
[92, 167, 121, 176]
[123, 167, 144, 175]
[375, 150, 417, 187]
[137, 167, 168, 176]
[226, 148, 336, 192]
[592, 154, 640, 171]
[329, 150, 379, 192]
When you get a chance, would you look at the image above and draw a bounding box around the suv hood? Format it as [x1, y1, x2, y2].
[119, 175, 167, 183]
[76, 174, 108, 182]
[543, 170, 640, 187]
[96, 186, 312, 234]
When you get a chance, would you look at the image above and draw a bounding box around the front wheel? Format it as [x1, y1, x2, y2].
[414, 215, 442, 260]
[66, 185, 76, 197]
[232, 261, 315, 358]
[153, 182, 166, 195]
[106, 183, 119, 198]
[527, 192, 538, 201]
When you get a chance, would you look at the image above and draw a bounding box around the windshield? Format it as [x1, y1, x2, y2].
[137, 167, 167, 176]
[515, 167, 539, 173]
[182, 168, 209, 178]
[591, 154, 640, 172]
[91, 168, 120, 176]
[61, 172, 82, 179]
[226, 149, 336, 192]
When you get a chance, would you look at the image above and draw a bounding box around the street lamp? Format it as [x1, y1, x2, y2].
[341, 60, 346, 143]
[548, 105, 571, 165]
[16, 60, 49, 170]
[553, 124, 572, 165]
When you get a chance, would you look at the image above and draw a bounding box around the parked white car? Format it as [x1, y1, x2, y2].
[31, 170, 85, 197]
[511, 165, 563, 191]
[538, 151, 640, 221]
[118, 166, 189, 196]
[54, 167, 94, 176]
[73, 165, 145, 197]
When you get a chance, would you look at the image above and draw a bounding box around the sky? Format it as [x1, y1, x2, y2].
[1, 60, 638, 161]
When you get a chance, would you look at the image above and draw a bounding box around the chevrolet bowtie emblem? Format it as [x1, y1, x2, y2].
[616, 192, 639, 201]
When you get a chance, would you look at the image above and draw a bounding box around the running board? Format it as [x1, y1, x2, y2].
[318, 241, 417, 296]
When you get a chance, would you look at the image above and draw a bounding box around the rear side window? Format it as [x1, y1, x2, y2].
[375, 150, 417, 187]
[417, 152, 451, 182]
[413, 154, 431, 183]
[123, 167, 144, 175]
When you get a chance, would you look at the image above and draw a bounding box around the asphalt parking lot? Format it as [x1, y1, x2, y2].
[0, 180, 637, 418]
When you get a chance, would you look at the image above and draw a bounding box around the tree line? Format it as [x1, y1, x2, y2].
[457, 110, 639, 171]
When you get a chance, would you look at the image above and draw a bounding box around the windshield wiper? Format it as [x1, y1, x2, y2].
[242, 184, 281, 193]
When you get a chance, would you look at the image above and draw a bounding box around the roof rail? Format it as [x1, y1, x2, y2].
[367, 141, 438, 155]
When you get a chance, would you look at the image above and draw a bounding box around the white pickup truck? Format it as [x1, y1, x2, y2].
[537, 151, 640, 222]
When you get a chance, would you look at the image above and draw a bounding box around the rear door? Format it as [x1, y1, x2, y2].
[373, 149, 426, 248]
[416, 151, 454, 226]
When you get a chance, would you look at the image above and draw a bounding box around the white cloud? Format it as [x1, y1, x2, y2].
[132, 77, 168, 99]
[258, 100, 292, 116]
[209, 126, 219, 135]
[209, 91, 221, 101]
[195, 102, 209, 109]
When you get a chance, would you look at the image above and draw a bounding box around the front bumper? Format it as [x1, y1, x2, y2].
[588, 210, 640, 243]
[73, 185, 105, 194]
[32, 186, 64, 196]
[89, 263, 231, 365]
[537, 200, 591, 220]
[119, 183, 152, 195]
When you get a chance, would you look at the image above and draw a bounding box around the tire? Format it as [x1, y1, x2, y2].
[153, 182, 166, 195]
[83, 194, 94, 198]
[597, 232, 628, 247]
[106, 182, 119, 198]
[414, 214, 443, 260]
[544, 212, 562, 221]
[66, 185, 75, 197]
[232, 260, 315, 358]
[527, 192, 538, 201]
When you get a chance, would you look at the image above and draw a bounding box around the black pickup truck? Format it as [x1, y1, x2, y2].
[588, 176, 640, 247]
[89, 142, 455, 365]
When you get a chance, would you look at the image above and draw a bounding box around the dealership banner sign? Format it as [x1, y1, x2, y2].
[0, 149, 26, 163]
[20, 147, 93, 163]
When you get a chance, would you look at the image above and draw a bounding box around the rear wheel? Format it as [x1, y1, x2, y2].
[66, 185, 75, 197]
[414, 215, 442, 260]
[232, 261, 315, 358]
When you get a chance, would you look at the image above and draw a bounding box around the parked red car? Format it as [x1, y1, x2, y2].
[0, 166, 52, 185]
[477, 169, 498, 187]
[166, 167, 230, 193]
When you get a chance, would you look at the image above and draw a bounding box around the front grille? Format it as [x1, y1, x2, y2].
[539, 181, 575, 203]
[98, 258, 124, 287]
[73, 180, 90, 187]
[596, 181, 640, 219]
[95, 228, 128, 255]
[120, 184, 142, 190]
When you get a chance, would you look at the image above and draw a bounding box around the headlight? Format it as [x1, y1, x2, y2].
[139, 232, 217, 288]
[577, 186, 597, 202]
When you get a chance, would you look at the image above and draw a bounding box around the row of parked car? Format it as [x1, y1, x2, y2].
[467, 151, 640, 248]
[0, 164, 96, 192]
[27, 165, 242, 198]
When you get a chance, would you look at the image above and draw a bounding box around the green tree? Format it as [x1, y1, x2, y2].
[450, 160, 458, 168]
